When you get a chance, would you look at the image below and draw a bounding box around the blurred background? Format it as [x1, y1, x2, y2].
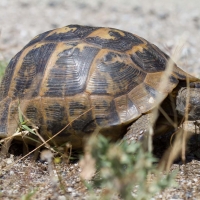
[0, 0, 200, 76]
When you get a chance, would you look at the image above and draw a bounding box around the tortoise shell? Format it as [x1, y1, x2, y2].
[0, 24, 198, 149]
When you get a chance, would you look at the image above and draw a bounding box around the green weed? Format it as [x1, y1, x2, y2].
[81, 135, 177, 200]
[0, 60, 7, 80]
[21, 189, 37, 200]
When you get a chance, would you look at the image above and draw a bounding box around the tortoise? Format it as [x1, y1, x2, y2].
[0, 24, 199, 151]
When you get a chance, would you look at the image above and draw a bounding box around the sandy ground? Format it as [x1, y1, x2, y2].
[1, 0, 200, 199]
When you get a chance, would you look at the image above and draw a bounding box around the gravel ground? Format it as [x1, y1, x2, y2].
[1, 0, 200, 199]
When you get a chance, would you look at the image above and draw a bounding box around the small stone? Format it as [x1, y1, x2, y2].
[67, 187, 73, 193]
[193, 178, 198, 182]
[6, 159, 13, 164]
[58, 195, 66, 200]
[157, 12, 169, 20]
[9, 170, 14, 175]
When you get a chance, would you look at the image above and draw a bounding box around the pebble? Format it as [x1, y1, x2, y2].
[67, 187, 73, 193]
[9, 170, 14, 175]
[58, 196, 67, 200]
[6, 158, 13, 164]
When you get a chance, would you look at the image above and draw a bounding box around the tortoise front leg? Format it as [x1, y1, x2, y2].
[123, 113, 153, 142]
[123, 108, 177, 152]
[123, 112, 156, 152]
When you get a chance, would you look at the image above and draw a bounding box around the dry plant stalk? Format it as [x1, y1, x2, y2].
[79, 151, 96, 180]
[0, 74, 43, 154]
[1, 107, 93, 173]
[159, 36, 193, 171]
[144, 40, 181, 154]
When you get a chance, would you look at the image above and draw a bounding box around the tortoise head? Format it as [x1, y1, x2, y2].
[176, 87, 200, 120]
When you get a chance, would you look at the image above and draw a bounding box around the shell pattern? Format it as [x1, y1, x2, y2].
[0, 25, 196, 149]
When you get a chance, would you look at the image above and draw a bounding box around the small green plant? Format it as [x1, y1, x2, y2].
[0, 105, 39, 148]
[80, 135, 177, 200]
[21, 189, 37, 200]
[17, 105, 37, 136]
[0, 60, 7, 80]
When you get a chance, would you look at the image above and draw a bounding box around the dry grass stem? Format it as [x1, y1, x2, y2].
[1, 107, 93, 173]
